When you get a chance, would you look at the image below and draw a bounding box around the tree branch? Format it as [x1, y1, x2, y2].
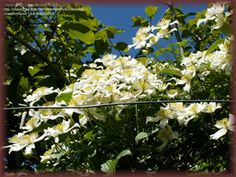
[23, 25, 45, 51]
[167, 1, 185, 59]
[6, 29, 69, 85]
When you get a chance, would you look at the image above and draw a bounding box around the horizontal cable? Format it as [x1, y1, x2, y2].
[3, 100, 234, 110]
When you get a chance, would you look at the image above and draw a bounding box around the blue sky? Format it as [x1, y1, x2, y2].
[90, 3, 208, 58]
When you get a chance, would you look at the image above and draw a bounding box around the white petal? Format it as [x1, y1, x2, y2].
[196, 19, 206, 27]
[210, 128, 227, 140]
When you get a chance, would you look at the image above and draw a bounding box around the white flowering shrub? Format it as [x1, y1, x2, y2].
[5, 2, 234, 174]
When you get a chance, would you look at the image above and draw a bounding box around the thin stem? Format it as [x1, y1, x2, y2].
[20, 20, 44, 51]
[168, 38, 178, 59]
[145, 47, 158, 60]
[155, 43, 172, 60]
[67, 68, 72, 83]
[167, 1, 184, 59]
[135, 104, 139, 133]
[108, 38, 124, 57]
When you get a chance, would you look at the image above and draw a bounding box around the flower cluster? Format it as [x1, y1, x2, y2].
[176, 37, 232, 92]
[128, 18, 178, 49]
[210, 114, 234, 140]
[197, 2, 232, 30]
[6, 46, 233, 159]
[6, 54, 167, 157]
[5, 2, 233, 172]
[147, 102, 221, 126]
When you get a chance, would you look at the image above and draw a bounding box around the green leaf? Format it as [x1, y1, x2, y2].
[94, 40, 109, 55]
[19, 77, 29, 90]
[39, 24, 51, 32]
[101, 150, 132, 174]
[160, 68, 182, 77]
[56, 92, 72, 104]
[95, 29, 108, 40]
[101, 159, 117, 174]
[116, 149, 132, 161]
[67, 29, 95, 44]
[84, 130, 94, 141]
[86, 47, 96, 53]
[115, 42, 128, 52]
[28, 66, 40, 77]
[105, 26, 124, 38]
[154, 48, 172, 57]
[132, 16, 149, 27]
[137, 57, 150, 66]
[206, 38, 224, 55]
[78, 18, 99, 31]
[135, 132, 148, 144]
[221, 23, 231, 35]
[145, 6, 158, 19]
[169, 40, 188, 48]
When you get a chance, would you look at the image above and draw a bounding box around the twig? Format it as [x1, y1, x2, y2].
[6, 29, 69, 85]
[20, 19, 44, 51]
[167, 1, 185, 59]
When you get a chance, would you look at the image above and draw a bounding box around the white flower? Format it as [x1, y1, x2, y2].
[128, 26, 156, 49]
[156, 19, 179, 38]
[40, 143, 69, 163]
[157, 19, 179, 30]
[156, 125, 178, 152]
[7, 132, 46, 154]
[24, 87, 60, 106]
[197, 2, 228, 30]
[15, 44, 28, 55]
[203, 102, 221, 113]
[146, 35, 159, 48]
[186, 103, 207, 115]
[175, 65, 196, 92]
[210, 114, 234, 140]
[147, 104, 178, 127]
[21, 117, 41, 132]
[28, 103, 65, 123]
[44, 120, 79, 138]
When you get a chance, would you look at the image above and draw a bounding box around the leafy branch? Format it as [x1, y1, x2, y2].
[167, 1, 185, 59]
[6, 29, 69, 85]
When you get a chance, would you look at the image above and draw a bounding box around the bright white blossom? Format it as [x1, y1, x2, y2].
[147, 102, 221, 126]
[129, 19, 178, 49]
[44, 120, 79, 138]
[128, 26, 157, 49]
[40, 143, 69, 163]
[15, 44, 28, 55]
[24, 87, 60, 106]
[175, 65, 197, 92]
[210, 114, 234, 140]
[197, 2, 231, 30]
[7, 132, 46, 154]
[156, 19, 179, 38]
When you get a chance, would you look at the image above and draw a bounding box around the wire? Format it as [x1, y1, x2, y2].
[3, 100, 233, 110]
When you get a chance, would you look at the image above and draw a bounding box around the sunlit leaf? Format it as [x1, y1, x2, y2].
[160, 68, 182, 77]
[116, 149, 132, 161]
[67, 29, 95, 44]
[135, 132, 148, 144]
[56, 92, 72, 104]
[132, 16, 149, 27]
[145, 6, 158, 19]
[101, 159, 117, 174]
[28, 66, 41, 77]
[206, 38, 225, 55]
